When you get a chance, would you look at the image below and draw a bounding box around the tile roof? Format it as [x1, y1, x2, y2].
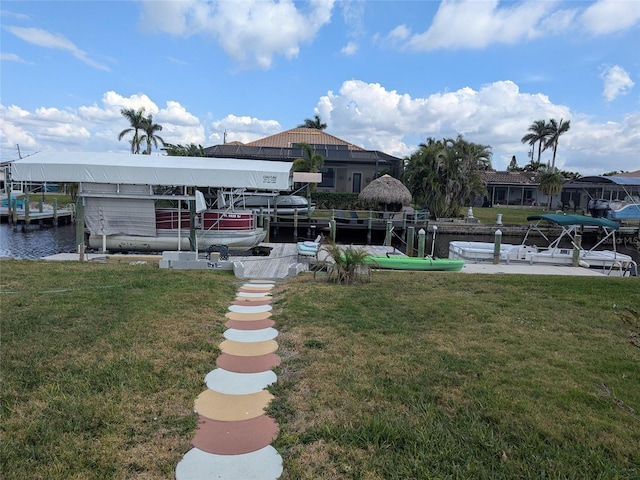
[245, 127, 365, 151]
[482, 171, 540, 185]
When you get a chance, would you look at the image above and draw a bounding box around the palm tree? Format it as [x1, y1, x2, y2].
[293, 143, 324, 195]
[298, 114, 327, 130]
[545, 118, 571, 170]
[537, 167, 565, 210]
[118, 107, 146, 154]
[521, 119, 549, 165]
[139, 114, 165, 155]
[163, 143, 205, 156]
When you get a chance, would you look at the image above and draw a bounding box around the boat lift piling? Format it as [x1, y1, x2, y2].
[493, 229, 502, 265]
[418, 228, 426, 258]
[406, 226, 415, 257]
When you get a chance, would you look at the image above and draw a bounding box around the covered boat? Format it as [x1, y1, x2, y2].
[449, 214, 637, 275]
[365, 255, 464, 271]
[10, 151, 294, 252]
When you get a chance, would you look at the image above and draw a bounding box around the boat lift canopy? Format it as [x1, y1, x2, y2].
[525, 213, 621, 255]
[10, 151, 293, 191]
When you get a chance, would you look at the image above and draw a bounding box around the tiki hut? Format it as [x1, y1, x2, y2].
[358, 174, 412, 212]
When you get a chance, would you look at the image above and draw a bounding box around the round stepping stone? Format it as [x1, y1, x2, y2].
[232, 298, 272, 306]
[225, 318, 275, 330]
[204, 368, 277, 394]
[238, 286, 274, 293]
[225, 311, 272, 321]
[192, 415, 279, 455]
[228, 304, 272, 313]
[216, 353, 281, 373]
[237, 291, 272, 298]
[220, 339, 278, 357]
[175, 446, 283, 480]
[224, 327, 278, 342]
[194, 389, 273, 421]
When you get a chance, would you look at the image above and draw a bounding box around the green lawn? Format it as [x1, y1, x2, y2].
[1, 261, 638, 479]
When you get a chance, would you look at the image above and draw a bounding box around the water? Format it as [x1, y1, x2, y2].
[2, 222, 639, 264]
[0, 223, 79, 259]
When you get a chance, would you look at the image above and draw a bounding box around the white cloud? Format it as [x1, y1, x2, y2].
[1, 52, 30, 64]
[209, 114, 281, 144]
[0, 93, 208, 159]
[5, 26, 110, 71]
[580, 0, 640, 35]
[601, 65, 635, 101]
[341, 41, 358, 56]
[315, 79, 638, 175]
[140, 0, 335, 69]
[402, 0, 554, 51]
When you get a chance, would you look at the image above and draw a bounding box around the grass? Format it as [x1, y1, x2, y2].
[470, 207, 549, 225]
[2, 261, 639, 479]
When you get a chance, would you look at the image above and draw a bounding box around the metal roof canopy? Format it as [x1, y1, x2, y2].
[10, 151, 293, 191]
[569, 176, 640, 186]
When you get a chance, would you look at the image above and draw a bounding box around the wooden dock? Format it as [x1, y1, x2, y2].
[0, 206, 75, 228]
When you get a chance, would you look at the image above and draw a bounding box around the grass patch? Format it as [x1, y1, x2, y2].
[1, 260, 236, 479]
[471, 207, 548, 224]
[273, 273, 639, 479]
[2, 261, 638, 478]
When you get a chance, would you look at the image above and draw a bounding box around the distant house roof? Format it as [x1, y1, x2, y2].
[565, 173, 640, 187]
[246, 127, 365, 150]
[203, 127, 402, 175]
[482, 171, 540, 185]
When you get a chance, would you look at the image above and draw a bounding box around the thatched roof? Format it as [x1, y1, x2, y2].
[358, 174, 412, 206]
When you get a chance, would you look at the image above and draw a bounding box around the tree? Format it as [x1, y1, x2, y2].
[521, 119, 550, 165]
[537, 167, 565, 210]
[118, 107, 146, 154]
[402, 136, 492, 218]
[139, 114, 165, 155]
[163, 143, 205, 156]
[298, 114, 327, 130]
[507, 155, 522, 172]
[544, 118, 571, 170]
[293, 143, 324, 194]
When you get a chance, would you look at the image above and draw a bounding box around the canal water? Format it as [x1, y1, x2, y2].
[2, 222, 639, 264]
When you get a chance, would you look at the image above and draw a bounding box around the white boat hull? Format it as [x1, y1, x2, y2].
[89, 229, 267, 252]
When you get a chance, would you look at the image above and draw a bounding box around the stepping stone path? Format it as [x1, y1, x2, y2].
[176, 281, 283, 479]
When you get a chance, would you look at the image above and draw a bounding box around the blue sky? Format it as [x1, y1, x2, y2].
[1, 0, 639, 175]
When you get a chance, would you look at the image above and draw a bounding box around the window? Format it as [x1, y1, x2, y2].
[319, 167, 336, 188]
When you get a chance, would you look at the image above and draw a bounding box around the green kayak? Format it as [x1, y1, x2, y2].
[364, 255, 465, 271]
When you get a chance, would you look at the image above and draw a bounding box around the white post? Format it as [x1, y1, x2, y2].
[430, 225, 438, 257]
[496, 213, 503, 225]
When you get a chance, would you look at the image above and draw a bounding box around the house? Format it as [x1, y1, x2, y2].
[561, 171, 640, 211]
[204, 127, 402, 193]
[479, 171, 545, 207]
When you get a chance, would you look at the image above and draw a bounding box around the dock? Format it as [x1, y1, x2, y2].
[0, 205, 75, 228]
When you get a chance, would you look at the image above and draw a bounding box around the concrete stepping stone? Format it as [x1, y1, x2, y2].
[216, 353, 281, 373]
[238, 286, 274, 293]
[191, 415, 279, 455]
[224, 327, 278, 342]
[244, 281, 275, 286]
[220, 339, 278, 357]
[237, 291, 272, 298]
[204, 368, 277, 395]
[225, 318, 275, 330]
[225, 311, 272, 321]
[232, 298, 273, 306]
[194, 389, 273, 421]
[175, 446, 283, 480]
[228, 304, 272, 313]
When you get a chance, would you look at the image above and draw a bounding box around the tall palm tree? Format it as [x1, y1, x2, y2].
[293, 142, 324, 194]
[139, 114, 165, 155]
[521, 119, 549, 165]
[298, 114, 327, 130]
[118, 107, 146, 154]
[545, 118, 571, 170]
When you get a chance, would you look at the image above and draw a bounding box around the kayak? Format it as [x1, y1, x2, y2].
[364, 255, 464, 271]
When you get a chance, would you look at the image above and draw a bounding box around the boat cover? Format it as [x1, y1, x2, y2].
[527, 214, 620, 229]
[10, 151, 293, 190]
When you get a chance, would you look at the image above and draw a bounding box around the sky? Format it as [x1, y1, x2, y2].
[1, 0, 639, 176]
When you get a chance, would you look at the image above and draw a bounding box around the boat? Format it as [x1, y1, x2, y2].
[589, 198, 640, 222]
[365, 254, 464, 271]
[10, 151, 294, 253]
[233, 194, 315, 216]
[449, 213, 637, 275]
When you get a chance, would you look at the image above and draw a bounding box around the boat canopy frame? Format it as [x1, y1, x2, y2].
[524, 214, 622, 257]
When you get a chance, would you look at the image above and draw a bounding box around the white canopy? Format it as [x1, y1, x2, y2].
[11, 151, 293, 190]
